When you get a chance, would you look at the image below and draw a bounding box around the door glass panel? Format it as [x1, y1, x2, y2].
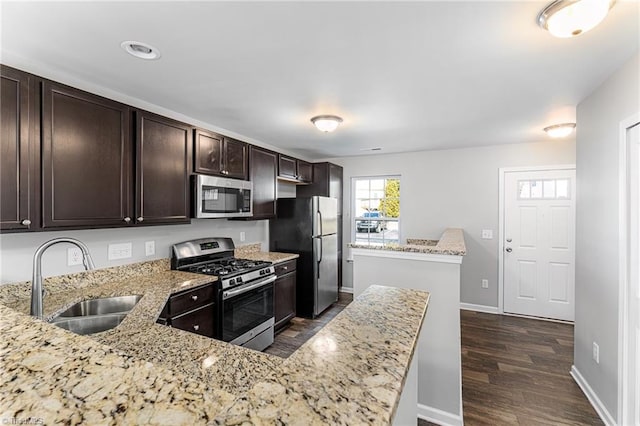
[543, 180, 555, 198]
[518, 181, 531, 199]
[531, 180, 543, 198]
[556, 179, 569, 199]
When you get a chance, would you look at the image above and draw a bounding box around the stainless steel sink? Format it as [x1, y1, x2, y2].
[50, 314, 128, 335]
[49, 295, 142, 335]
[56, 295, 142, 317]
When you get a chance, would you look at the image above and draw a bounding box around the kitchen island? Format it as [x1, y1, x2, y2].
[351, 228, 466, 426]
[0, 255, 429, 425]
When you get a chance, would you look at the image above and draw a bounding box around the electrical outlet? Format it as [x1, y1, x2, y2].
[240, 232, 246, 242]
[145, 241, 155, 256]
[481, 229, 493, 239]
[108, 243, 132, 260]
[592, 342, 600, 364]
[481, 279, 489, 289]
[67, 247, 83, 266]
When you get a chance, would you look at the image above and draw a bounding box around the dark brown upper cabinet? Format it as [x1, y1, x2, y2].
[194, 129, 248, 180]
[1, 66, 37, 232]
[41, 81, 132, 229]
[249, 146, 277, 219]
[277, 155, 312, 184]
[136, 111, 192, 225]
[297, 162, 343, 213]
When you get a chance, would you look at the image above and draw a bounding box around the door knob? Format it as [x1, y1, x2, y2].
[505, 247, 513, 252]
[21, 219, 31, 226]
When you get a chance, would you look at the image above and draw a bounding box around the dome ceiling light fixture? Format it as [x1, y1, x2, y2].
[310, 115, 343, 133]
[121, 41, 161, 60]
[537, 0, 615, 38]
[544, 122, 576, 138]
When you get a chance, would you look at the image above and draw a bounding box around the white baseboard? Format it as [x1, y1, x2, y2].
[339, 287, 354, 294]
[460, 302, 499, 314]
[417, 404, 463, 426]
[570, 366, 616, 426]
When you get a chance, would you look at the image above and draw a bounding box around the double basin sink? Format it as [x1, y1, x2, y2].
[49, 295, 142, 335]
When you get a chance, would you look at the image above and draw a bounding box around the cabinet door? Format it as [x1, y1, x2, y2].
[224, 137, 248, 180]
[136, 111, 191, 225]
[1, 66, 36, 231]
[170, 303, 215, 338]
[275, 271, 296, 329]
[329, 163, 343, 215]
[297, 160, 313, 183]
[249, 146, 277, 219]
[194, 129, 224, 176]
[42, 81, 132, 229]
[278, 155, 297, 180]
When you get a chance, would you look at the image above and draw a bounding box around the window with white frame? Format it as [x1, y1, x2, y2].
[352, 176, 400, 246]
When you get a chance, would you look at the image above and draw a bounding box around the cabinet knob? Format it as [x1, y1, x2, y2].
[193, 325, 200, 331]
[21, 219, 31, 226]
[137, 217, 144, 222]
[123, 217, 131, 223]
[191, 295, 198, 301]
[283, 266, 288, 270]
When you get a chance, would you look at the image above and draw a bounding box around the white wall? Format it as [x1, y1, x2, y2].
[574, 52, 639, 421]
[0, 219, 268, 284]
[328, 139, 576, 307]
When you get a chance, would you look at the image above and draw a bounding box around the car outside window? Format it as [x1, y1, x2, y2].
[352, 176, 400, 246]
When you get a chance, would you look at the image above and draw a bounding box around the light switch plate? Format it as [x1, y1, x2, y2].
[108, 242, 132, 260]
[145, 241, 155, 256]
[481, 229, 493, 240]
[240, 232, 246, 242]
[481, 279, 489, 289]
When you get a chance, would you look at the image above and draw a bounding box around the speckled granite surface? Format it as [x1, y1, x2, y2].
[351, 228, 466, 256]
[235, 243, 299, 264]
[0, 257, 428, 425]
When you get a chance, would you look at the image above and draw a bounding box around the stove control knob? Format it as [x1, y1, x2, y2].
[259, 270, 265, 275]
[229, 278, 235, 285]
[236, 277, 243, 283]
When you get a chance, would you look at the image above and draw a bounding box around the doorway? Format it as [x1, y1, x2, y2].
[499, 166, 576, 321]
[619, 117, 640, 426]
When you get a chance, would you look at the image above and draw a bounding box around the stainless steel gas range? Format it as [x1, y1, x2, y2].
[170, 237, 276, 351]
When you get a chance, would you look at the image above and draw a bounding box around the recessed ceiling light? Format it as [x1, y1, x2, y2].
[121, 41, 161, 60]
[544, 122, 576, 138]
[310, 115, 343, 133]
[537, 0, 615, 38]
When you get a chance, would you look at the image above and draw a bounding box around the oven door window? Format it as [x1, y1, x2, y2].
[202, 186, 250, 214]
[222, 283, 274, 342]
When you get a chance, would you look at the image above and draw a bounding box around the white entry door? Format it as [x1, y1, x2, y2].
[503, 168, 576, 321]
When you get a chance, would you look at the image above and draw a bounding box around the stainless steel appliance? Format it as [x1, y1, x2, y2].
[270, 196, 338, 318]
[171, 238, 275, 351]
[193, 175, 253, 218]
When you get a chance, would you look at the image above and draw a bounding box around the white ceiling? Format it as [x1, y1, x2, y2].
[1, 1, 638, 160]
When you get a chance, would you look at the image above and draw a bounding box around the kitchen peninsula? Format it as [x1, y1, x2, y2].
[0, 255, 429, 425]
[351, 228, 466, 426]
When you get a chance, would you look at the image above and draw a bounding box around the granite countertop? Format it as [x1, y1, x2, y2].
[234, 243, 299, 264]
[0, 254, 428, 425]
[350, 227, 467, 256]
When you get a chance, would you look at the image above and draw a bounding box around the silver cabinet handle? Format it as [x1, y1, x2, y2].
[123, 217, 131, 223]
[137, 217, 144, 222]
[193, 325, 200, 331]
[21, 219, 31, 226]
[505, 247, 513, 252]
[191, 295, 198, 301]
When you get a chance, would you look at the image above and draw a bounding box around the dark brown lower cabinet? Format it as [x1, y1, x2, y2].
[157, 282, 216, 338]
[170, 304, 216, 338]
[274, 259, 297, 330]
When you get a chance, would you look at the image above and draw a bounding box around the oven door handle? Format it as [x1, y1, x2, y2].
[222, 275, 277, 300]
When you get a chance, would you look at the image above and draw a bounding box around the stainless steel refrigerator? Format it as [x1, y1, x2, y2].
[269, 196, 338, 318]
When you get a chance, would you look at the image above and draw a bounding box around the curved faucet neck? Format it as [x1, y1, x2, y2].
[31, 237, 96, 319]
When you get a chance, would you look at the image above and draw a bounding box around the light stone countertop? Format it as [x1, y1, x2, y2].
[0, 257, 428, 425]
[234, 243, 300, 264]
[350, 227, 467, 256]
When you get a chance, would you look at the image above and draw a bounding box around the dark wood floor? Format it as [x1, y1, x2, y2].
[268, 297, 601, 426]
[420, 310, 602, 426]
[264, 291, 353, 358]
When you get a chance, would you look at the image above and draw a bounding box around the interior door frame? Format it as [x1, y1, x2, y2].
[618, 112, 640, 425]
[498, 164, 577, 315]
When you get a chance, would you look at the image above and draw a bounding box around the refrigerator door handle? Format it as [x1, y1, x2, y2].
[315, 237, 323, 279]
[317, 210, 323, 237]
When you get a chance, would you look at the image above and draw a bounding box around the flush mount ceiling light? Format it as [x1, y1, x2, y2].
[310, 115, 343, 133]
[537, 0, 615, 38]
[121, 41, 161, 60]
[544, 122, 576, 138]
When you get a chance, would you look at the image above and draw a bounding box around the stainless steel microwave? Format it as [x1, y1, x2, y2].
[193, 175, 253, 218]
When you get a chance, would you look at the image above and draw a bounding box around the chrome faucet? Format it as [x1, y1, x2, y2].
[31, 237, 96, 319]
